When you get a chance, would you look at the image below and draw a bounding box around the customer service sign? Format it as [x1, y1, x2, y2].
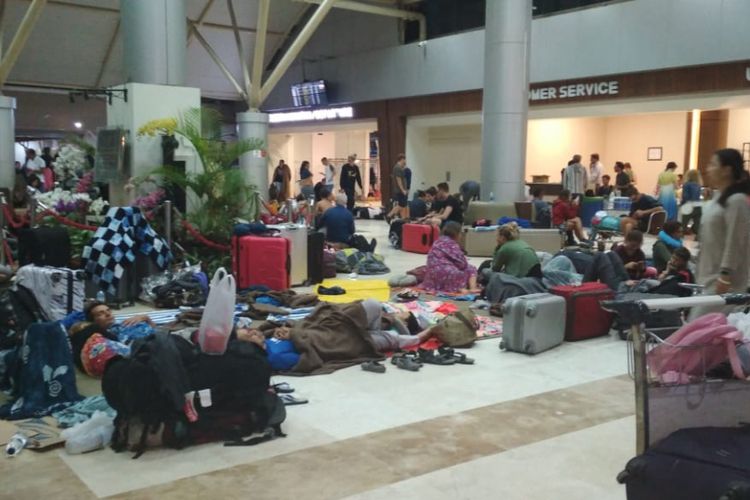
[530, 80, 619, 102]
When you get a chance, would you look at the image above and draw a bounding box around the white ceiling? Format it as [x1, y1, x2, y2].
[2, 0, 403, 100]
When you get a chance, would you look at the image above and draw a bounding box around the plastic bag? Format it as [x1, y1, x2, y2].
[198, 267, 236, 355]
[61, 410, 114, 455]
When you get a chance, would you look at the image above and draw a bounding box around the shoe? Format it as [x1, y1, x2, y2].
[318, 285, 346, 295]
[369, 238, 378, 253]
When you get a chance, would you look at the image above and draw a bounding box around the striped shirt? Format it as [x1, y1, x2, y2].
[563, 163, 588, 195]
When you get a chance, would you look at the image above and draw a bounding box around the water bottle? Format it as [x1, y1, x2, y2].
[96, 290, 106, 303]
[489, 192, 495, 202]
[6, 433, 27, 457]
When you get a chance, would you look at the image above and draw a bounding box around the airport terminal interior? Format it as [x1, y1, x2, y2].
[2, 0, 750, 498]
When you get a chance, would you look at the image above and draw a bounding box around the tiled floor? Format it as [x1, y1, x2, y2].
[4, 220, 640, 499]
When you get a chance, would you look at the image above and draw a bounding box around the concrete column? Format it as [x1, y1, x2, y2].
[480, 0, 532, 202]
[0, 96, 16, 190]
[121, 0, 187, 86]
[237, 111, 270, 194]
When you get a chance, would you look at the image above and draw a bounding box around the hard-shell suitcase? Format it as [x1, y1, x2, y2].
[15, 265, 85, 321]
[618, 426, 750, 500]
[267, 224, 308, 286]
[550, 282, 614, 341]
[17, 227, 71, 267]
[500, 293, 566, 354]
[402, 224, 439, 254]
[307, 231, 325, 285]
[232, 235, 290, 290]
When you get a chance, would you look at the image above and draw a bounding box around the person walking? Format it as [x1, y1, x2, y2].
[339, 155, 363, 213]
[322, 157, 335, 193]
[299, 161, 314, 199]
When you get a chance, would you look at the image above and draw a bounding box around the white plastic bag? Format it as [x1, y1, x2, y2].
[198, 267, 236, 355]
[61, 411, 114, 455]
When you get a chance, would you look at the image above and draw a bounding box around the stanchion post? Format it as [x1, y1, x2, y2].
[164, 200, 172, 247]
[632, 323, 649, 454]
[0, 194, 6, 265]
[29, 197, 37, 228]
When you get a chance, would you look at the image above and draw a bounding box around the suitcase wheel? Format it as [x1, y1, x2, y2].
[499, 340, 505, 351]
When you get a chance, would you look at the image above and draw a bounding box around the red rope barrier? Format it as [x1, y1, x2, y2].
[180, 219, 230, 251]
[2, 205, 29, 229]
[38, 210, 98, 232]
[3, 239, 14, 268]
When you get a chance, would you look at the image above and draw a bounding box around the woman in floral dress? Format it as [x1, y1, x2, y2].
[422, 221, 479, 293]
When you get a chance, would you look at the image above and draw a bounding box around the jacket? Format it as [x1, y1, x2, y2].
[552, 199, 579, 226]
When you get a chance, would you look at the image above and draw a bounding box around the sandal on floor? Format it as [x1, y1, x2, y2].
[397, 290, 420, 302]
[418, 348, 456, 366]
[391, 354, 422, 371]
[273, 382, 295, 394]
[438, 347, 475, 365]
[318, 286, 346, 295]
[361, 360, 386, 373]
[279, 394, 309, 406]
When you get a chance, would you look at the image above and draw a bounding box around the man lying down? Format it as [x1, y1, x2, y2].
[237, 299, 438, 375]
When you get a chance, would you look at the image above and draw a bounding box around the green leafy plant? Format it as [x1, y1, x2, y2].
[138, 107, 264, 274]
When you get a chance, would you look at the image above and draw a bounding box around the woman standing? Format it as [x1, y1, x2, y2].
[299, 161, 314, 199]
[422, 222, 479, 294]
[693, 149, 750, 316]
[656, 162, 679, 220]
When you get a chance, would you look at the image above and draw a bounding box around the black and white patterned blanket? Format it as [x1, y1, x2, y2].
[82, 207, 172, 295]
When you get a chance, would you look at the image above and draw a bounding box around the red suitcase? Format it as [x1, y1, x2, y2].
[232, 235, 290, 290]
[402, 224, 439, 254]
[550, 282, 614, 341]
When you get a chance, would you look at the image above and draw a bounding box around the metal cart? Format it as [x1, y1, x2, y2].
[603, 293, 750, 454]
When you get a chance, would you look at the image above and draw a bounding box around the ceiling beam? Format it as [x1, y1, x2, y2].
[292, 0, 426, 40]
[0, 0, 47, 88]
[190, 23, 247, 102]
[226, 0, 250, 98]
[0, 0, 6, 58]
[259, 0, 337, 105]
[93, 18, 119, 88]
[187, 0, 215, 45]
[13, 0, 284, 36]
[249, 0, 270, 109]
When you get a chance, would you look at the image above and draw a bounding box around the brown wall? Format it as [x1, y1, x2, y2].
[697, 110, 730, 176]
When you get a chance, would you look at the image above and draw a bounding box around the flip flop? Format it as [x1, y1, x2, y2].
[361, 360, 386, 373]
[318, 286, 346, 295]
[418, 348, 456, 366]
[391, 354, 422, 371]
[272, 382, 295, 394]
[279, 394, 308, 406]
[438, 347, 475, 365]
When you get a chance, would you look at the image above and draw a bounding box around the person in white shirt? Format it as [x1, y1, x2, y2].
[23, 149, 46, 188]
[563, 154, 588, 196]
[322, 157, 335, 193]
[589, 153, 604, 191]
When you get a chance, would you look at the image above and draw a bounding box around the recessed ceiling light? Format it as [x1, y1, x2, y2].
[73, 121, 83, 129]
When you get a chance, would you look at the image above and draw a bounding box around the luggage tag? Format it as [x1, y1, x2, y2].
[198, 389, 212, 408]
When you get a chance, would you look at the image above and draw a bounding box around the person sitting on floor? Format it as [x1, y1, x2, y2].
[316, 192, 376, 252]
[491, 223, 541, 279]
[620, 187, 663, 236]
[69, 302, 155, 376]
[422, 221, 479, 294]
[652, 220, 684, 274]
[552, 190, 588, 245]
[614, 230, 648, 280]
[658, 246, 695, 284]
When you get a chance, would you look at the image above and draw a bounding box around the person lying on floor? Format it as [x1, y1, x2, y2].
[491, 223, 541, 279]
[68, 301, 156, 377]
[422, 222, 480, 294]
[236, 299, 436, 374]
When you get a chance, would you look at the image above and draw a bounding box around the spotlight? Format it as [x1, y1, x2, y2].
[74, 121, 83, 129]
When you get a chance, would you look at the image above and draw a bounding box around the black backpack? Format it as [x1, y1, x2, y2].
[103, 333, 281, 458]
[0, 285, 48, 350]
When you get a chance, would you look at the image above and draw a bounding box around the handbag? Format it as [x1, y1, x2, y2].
[197, 268, 236, 355]
[435, 310, 479, 347]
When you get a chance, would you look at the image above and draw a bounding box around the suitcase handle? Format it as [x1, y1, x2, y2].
[421, 234, 427, 246]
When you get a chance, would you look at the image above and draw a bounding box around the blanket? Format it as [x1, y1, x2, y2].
[289, 302, 381, 375]
[0, 322, 82, 420]
[484, 271, 546, 304]
[82, 206, 173, 296]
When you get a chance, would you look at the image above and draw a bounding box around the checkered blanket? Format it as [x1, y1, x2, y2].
[82, 207, 172, 296]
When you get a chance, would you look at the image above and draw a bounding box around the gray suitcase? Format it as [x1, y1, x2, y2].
[500, 293, 566, 354]
[268, 223, 308, 286]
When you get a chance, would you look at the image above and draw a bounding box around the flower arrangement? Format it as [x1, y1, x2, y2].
[36, 188, 108, 217]
[76, 170, 94, 194]
[53, 144, 87, 180]
[132, 188, 165, 212]
[137, 118, 178, 137]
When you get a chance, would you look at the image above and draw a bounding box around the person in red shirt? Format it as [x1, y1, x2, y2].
[552, 190, 588, 245]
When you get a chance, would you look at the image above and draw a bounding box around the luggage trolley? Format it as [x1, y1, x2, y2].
[603, 293, 750, 455]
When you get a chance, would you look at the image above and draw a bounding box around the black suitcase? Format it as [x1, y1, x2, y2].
[17, 227, 71, 267]
[389, 219, 406, 249]
[618, 426, 750, 500]
[307, 231, 325, 285]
